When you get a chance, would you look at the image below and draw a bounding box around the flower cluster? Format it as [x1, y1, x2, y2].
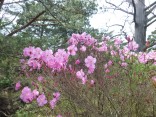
[23, 47, 69, 71]
[138, 51, 156, 64]
[85, 56, 96, 74]
[20, 86, 60, 109]
[76, 69, 87, 84]
[19, 32, 156, 116]
[20, 87, 36, 103]
[50, 92, 61, 109]
[68, 32, 97, 46]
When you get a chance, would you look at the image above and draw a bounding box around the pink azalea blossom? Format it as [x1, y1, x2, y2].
[75, 59, 80, 64]
[121, 62, 128, 67]
[111, 50, 117, 56]
[31, 47, 43, 59]
[76, 69, 85, 79]
[53, 92, 61, 100]
[15, 81, 21, 91]
[20, 59, 25, 64]
[27, 59, 41, 70]
[90, 80, 95, 85]
[138, 53, 148, 64]
[105, 69, 110, 73]
[49, 98, 57, 109]
[88, 66, 95, 74]
[114, 38, 122, 45]
[108, 60, 113, 66]
[37, 94, 47, 106]
[23, 46, 35, 57]
[85, 56, 96, 68]
[80, 46, 86, 52]
[127, 41, 138, 51]
[152, 76, 156, 82]
[67, 45, 78, 56]
[97, 45, 108, 52]
[81, 76, 87, 84]
[56, 115, 62, 117]
[104, 64, 108, 69]
[32, 89, 39, 98]
[85, 56, 96, 74]
[120, 54, 125, 61]
[41, 49, 53, 62]
[20, 86, 33, 103]
[147, 51, 156, 60]
[38, 76, 44, 82]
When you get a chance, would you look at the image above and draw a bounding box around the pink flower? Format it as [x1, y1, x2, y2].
[108, 60, 113, 66]
[41, 49, 53, 62]
[127, 41, 138, 51]
[23, 46, 35, 57]
[105, 69, 110, 73]
[126, 36, 132, 42]
[38, 76, 44, 82]
[20, 86, 33, 103]
[75, 59, 80, 64]
[146, 51, 156, 60]
[49, 98, 57, 109]
[90, 80, 95, 85]
[104, 64, 108, 69]
[80, 46, 86, 52]
[81, 76, 87, 84]
[68, 34, 79, 45]
[85, 56, 96, 73]
[56, 115, 62, 117]
[37, 94, 47, 106]
[76, 69, 85, 79]
[121, 62, 128, 67]
[15, 81, 21, 91]
[97, 45, 108, 52]
[53, 92, 61, 100]
[152, 76, 156, 82]
[49, 92, 61, 109]
[27, 59, 41, 70]
[111, 50, 117, 56]
[20, 59, 25, 64]
[31, 47, 43, 59]
[67, 45, 77, 56]
[32, 89, 39, 98]
[138, 53, 148, 64]
[120, 54, 125, 61]
[85, 56, 96, 68]
[114, 38, 122, 45]
[88, 66, 95, 74]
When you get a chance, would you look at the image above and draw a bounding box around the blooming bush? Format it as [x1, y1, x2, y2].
[16, 32, 156, 116]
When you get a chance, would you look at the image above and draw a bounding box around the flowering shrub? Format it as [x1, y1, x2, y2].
[16, 32, 156, 116]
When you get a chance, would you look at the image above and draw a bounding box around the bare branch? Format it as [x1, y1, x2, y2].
[31, 23, 58, 26]
[105, 0, 133, 15]
[147, 14, 156, 23]
[109, 24, 124, 28]
[146, 18, 156, 27]
[145, 1, 156, 11]
[7, 10, 46, 36]
[146, 4, 156, 16]
[38, 0, 65, 27]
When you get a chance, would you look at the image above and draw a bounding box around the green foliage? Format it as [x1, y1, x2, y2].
[148, 29, 156, 50]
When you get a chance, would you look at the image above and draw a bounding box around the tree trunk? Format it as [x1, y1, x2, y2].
[134, 0, 147, 51]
